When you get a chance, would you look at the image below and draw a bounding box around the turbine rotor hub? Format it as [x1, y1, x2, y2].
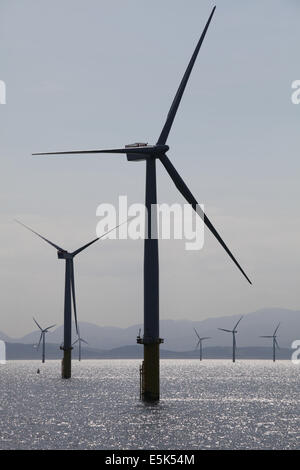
[57, 250, 72, 259]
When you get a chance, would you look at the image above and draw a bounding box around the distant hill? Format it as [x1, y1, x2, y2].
[0, 331, 13, 343]
[4, 342, 293, 360]
[1, 308, 299, 351]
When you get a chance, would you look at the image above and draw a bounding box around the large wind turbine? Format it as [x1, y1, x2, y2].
[33, 6, 251, 401]
[33, 317, 55, 363]
[72, 333, 88, 361]
[17, 220, 124, 378]
[218, 316, 243, 363]
[193, 328, 211, 361]
[260, 323, 280, 362]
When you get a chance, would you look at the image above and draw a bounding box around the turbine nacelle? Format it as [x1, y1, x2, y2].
[125, 143, 169, 161]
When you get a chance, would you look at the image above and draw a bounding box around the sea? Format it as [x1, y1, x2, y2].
[0, 360, 299, 450]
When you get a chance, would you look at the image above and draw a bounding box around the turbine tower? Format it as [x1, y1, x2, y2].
[218, 316, 243, 363]
[17, 220, 123, 378]
[33, 6, 251, 401]
[193, 328, 211, 361]
[33, 317, 55, 363]
[260, 323, 280, 362]
[72, 333, 88, 361]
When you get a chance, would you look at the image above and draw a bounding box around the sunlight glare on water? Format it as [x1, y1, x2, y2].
[0, 360, 299, 449]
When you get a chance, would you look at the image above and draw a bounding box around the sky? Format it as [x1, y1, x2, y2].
[0, 0, 299, 337]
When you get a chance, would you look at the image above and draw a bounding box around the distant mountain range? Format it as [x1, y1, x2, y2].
[3, 343, 293, 360]
[1, 308, 299, 353]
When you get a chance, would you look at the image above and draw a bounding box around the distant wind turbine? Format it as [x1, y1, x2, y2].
[260, 323, 280, 362]
[193, 328, 211, 361]
[72, 334, 88, 361]
[17, 219, 127, 378]
[32, 6, 251, 401]
[218, 316, 243, 363]
[33, 317, 55, 363]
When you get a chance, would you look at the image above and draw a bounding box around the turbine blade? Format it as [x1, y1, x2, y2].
[233, 316, 243, 331]
[157, 6, 216, 145]
[70, 260, 79, 336]
[81, 339, 88, 345]
[71, 236, 100, 257]
[218, 328, 232, 333]
[37, 333, 43, 350]
[159, 154, 251, 284]
[260, 336, 273, 338]
[195, 340, 200, 350]
[200, 337, 211, 340]
[33, 148, 127, 156]
[71, 218, 132, 257]
[273, 322, 280, 336]
[32, 146, 156, 157]
[72, 338, 79, 346]
[33, 317, 42, 331]
[15, 220, 64, 251]
[193, 328, 200, 340]
[275, 339, 280, 349]
[45, 324, 56, 331]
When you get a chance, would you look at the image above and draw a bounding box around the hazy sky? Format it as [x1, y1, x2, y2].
[0, 0, 299, 337]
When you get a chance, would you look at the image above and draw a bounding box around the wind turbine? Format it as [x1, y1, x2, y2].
[32, 6, 251, 401]
[33, 317, 55, 363]
[193, 328, 211, 361]
[72, 333, 88, 361]
[218, 316, 243, 363]
[17, 220, 125, 378]
[260, 323, 280, 362]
